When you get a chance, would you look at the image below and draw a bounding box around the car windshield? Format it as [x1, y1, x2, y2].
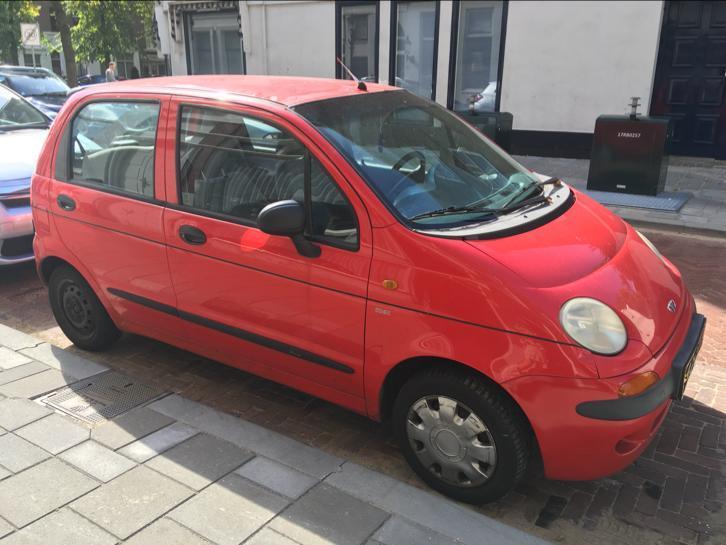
[0, 86, 47, 129]
[5, 73, 69, 97]
[295, 91, 541, 228]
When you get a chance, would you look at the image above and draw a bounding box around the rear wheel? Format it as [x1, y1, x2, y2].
[393, 369, 530, 504]
[48, 266, 120, 351]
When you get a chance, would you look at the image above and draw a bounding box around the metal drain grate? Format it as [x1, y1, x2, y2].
[583, 190, 692, 212]
[39, 371, 165, 425]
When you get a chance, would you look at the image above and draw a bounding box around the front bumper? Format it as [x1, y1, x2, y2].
[0, 197, 34, 265]
[576, 313, 706, 420]
[503, 297, 705, 480]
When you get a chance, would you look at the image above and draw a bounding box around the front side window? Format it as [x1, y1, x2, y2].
[451, 1, 505, 112]
[296, 91, 542, 230]
[71, 101, 159, 197]
[339, 2, 377, 81]
[178, 106, 358, 248]
[392, 1, 438, 99]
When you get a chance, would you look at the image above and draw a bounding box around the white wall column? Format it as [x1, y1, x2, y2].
[434, 0, 453, 106]
[378, 0, 391, 84]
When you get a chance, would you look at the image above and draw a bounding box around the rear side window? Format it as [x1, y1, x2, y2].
[178, 106, 358, 249]
[71, 101, 159, 198]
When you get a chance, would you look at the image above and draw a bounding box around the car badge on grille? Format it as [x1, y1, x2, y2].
[667, 299, 677, 313]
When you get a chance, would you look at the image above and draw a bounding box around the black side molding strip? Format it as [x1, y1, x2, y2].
[107, 288, 354, 374]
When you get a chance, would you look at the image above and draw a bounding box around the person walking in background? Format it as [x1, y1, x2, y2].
[105, 61, 117, 82]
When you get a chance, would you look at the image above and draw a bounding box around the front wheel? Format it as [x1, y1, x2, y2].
[48, 266, 120, 351]
[392, 369, 530, 504]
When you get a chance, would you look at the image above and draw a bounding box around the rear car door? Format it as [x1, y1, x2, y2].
[161, 98, 372, 410]
[49, 95, 182, 339]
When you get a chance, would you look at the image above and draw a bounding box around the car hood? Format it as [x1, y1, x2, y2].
[27, 95, 65, 118]
[465, 190, 685, 361]
[0, 128, 48, 189]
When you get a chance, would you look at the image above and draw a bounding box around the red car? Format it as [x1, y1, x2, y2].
[31, 76, 705, 503]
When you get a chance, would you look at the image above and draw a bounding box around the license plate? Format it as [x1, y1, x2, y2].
[673, 318, 705, 400]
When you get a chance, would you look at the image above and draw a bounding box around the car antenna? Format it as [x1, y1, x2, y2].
[336, 57, 367, 91]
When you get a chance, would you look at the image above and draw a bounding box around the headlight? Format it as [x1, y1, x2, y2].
[636, 231, 663, 261]
[559, 298, 627, 355]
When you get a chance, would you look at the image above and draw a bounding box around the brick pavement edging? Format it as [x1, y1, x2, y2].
[0, 322, 551, 545]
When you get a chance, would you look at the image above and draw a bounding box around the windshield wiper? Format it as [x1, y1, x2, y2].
[409, 193, 551, 223]
[0, 122, 48, 132]
[501, 176, 562, 208]
[409, 206, 499, 222]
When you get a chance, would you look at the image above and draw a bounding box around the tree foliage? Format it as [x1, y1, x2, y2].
[63, 0, 153, 65]
[0, 0, 41, 65]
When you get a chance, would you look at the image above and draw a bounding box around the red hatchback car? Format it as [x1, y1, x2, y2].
[31, 76, 705, 503]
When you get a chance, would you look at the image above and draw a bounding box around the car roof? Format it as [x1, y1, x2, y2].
[0, 65, 54, 76]
[71, 75, 399, 107]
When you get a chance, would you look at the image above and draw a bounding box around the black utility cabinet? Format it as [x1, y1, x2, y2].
[587, 115, 671, 196]
[457, 111, 513, 152]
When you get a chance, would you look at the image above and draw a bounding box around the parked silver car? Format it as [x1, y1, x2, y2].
[0, 85, 49, 265]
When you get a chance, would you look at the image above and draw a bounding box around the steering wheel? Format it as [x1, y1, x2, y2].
[388, 151, 427, 200]
[392, 150, 426, 173]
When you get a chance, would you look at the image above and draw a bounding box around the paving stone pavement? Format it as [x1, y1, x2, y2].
[0, 325, 547, 545]
[0, 227, 724, 545]
[513, 155, 726, 234]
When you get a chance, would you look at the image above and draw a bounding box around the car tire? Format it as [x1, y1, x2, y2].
[49, 266, 120, 351]
[393, 368, 530, 504]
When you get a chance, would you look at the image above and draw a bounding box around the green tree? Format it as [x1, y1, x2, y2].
[63, 0, 153, 67]
[0, 0, 40, 65]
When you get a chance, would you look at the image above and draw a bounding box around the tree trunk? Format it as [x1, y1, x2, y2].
[8, 10, 19, 65]
[48, 1, 77, 87]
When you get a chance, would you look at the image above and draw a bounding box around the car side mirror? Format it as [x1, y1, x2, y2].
[257, 200, 320, 258]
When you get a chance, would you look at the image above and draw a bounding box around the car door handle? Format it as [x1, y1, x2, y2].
[179, 225, 207, 245]
[57, 194, 76, 211]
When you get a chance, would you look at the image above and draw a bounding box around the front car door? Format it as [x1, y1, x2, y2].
[161, 97, 372, 413]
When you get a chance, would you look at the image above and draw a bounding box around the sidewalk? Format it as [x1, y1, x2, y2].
[513, 155, 726, 234]
[0, 323, 549, 545]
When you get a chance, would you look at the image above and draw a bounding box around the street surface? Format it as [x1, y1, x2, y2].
[0, 225, 724, 545]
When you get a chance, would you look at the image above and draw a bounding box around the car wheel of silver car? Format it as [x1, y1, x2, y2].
[49, 265, 120, 351]
[393, 369, 530, 504]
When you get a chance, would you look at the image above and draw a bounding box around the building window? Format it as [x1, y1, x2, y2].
[337, 1, 378, 81]
[450, 1, 506, 112]
[23, 50, 42, 67]
[51, 52, 62, 77]
[116, 59, 136, 80]
[186, 11, 245, 75]
[390, 1, 439, 100]
[141, 59, 168, 77]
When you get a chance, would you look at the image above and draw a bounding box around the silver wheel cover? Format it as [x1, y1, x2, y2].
[406, 395, 497, 487]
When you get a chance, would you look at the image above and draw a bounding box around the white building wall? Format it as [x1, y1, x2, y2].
[245, 1, 334, 77]
[154, 1, 187, 76]
[500, 0, 664, 133]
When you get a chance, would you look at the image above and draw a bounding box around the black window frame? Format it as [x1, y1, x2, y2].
[335, 0, 380, 81]
[61, 97, 162, 205]
[174, 103, 360, 252]
[388, 0, 441, 101]
[446, 0, 509, 112]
